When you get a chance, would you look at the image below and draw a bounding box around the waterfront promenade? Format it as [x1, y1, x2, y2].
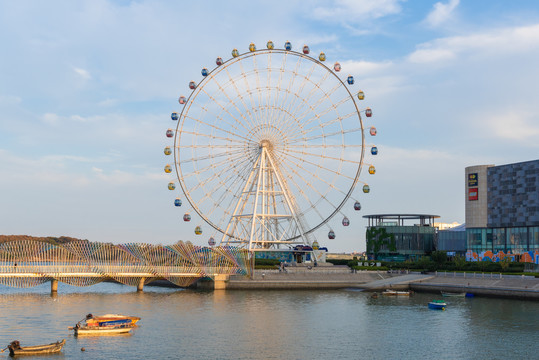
[215, 266, 539, 300]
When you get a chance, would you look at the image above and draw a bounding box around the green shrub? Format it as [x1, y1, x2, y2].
[326, 259, 352, 266]
[255, 259, 280, 266]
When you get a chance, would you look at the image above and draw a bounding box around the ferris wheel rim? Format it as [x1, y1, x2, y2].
[173, 46, 367, 240]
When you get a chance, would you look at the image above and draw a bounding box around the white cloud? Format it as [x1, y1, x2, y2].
[0, 95, 22, 105]
[42, 112, 60, 125]
[408, 24, 539, 64]
[41, 113, 105, 126]
[312, 0, 403, 21]
[424, 0, 460, 27]
[341, 60, 393, 77]
[475, 110, 539, 146]
[73, 67, 91, 80]
[98, 98, 119, 107]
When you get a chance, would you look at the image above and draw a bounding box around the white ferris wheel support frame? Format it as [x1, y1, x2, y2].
[221, 144, 309, 251]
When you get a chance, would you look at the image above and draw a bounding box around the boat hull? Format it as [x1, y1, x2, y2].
[86, 314, 141, 327]
[428, 302, 447, 310]
[382, 290, 410, 296]
[8, 339, 65, 356]
[74, 326, 132, 336]
[441, 291, 466, 297]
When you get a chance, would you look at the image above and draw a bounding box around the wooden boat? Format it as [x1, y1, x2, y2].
[441, 291, 466, 297]
[382, 289, 410, 296]
[84, 313, 141, 327]
[73, 324, 132, 336]
[5, 339, 65, 356]
[428, 300, 447, 310]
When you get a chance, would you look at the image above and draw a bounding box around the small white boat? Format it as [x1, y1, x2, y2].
[428, 300, 447, 310]
[382, 289, 411, 296]
[441, 291, 466, 297]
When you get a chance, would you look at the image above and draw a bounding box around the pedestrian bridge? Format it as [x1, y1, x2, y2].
[0, 240, 252, 292]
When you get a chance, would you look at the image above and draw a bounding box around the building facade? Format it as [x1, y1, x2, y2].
[363, 214, 439, 261]
[465, 159, 539, 264]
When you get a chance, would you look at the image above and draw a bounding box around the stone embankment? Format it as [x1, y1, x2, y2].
[410, 271, 539, 300]
[219, 266, 539, 300]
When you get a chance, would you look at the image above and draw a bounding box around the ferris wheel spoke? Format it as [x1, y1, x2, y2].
[287, 127, 362, 144]
[178, 128, 248, 145]
[266, 51, 289, 130]
[276, 159, 335, 224]
[223, 67, 261, 129]
[273, 59, 317, 131]
[236, 60, 263, 128]
[201, 169, 254, 224]
[189, 152, 254, 197]
[184, 148, 254, 190]
[293, 93, 353, 132]
[287, 144, 363, 148]
[274, 150, 354, 181]
[297, 109, 358, 140]
[277, 152, 352, 205]
[198, 86, 256, 136]
[178, 147, 246, 165]
[279, 148, 360, 164]
[252, 55, 265, 131]
[271, 55, 305, 132]
[283, 84, 345, 139]
[278, 74, 335, 140]
[285, 70, 332, 125]
[177, 144, 246, 149]
[265, 52, 273, 135]
[204, 72, 260, 133]
[183, 114, 254, 144]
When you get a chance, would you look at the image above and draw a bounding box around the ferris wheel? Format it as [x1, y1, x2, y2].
[164, 41, 378, 251]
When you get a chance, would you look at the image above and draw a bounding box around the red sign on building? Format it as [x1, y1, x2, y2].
[468, 187, 478, 201]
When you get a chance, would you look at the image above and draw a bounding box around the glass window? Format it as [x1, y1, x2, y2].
[492, 228, 506, 253]
[467, 229, 483, 251]
[507, 227, 528, 253]
[486, 228, 494, 252]
[529, 227, 539, 250]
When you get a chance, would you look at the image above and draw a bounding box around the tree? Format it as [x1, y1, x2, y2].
[366, 227, 396, 260]
[431, 251, 448, 267]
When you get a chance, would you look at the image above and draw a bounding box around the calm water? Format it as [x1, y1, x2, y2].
[0, 283, 537, 360]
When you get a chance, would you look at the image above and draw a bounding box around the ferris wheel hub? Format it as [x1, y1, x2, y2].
[259, 139, 273, 150]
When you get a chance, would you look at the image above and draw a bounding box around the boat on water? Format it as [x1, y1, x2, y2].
[70, 313, 140, 336]
[382, 289, 411, 296]
[441, 291, 466, 297]
[428, 300, 447, 310]
[73, 324, 132, 336]
[84, 313, 141, 327]
[4, 339, 65, 356]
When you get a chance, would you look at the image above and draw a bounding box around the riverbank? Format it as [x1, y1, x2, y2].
[200, 267, 539, 300]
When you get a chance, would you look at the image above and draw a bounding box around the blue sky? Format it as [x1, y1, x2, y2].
[1, 0, 538, 252]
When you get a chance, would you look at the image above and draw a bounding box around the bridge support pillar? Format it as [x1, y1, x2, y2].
[51, 279, 58, 294]
[213, 274, 229, 290]
[137, 278, 145, 292]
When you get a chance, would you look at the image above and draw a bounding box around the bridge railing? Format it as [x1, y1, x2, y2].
[0, 240, 253, 288]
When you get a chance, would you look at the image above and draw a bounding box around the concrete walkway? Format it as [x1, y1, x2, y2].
[360, 273, 435, 290]
[410, 273, 539, 299]
[224, 269, 539, 299]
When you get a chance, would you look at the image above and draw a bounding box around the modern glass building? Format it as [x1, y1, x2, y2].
[363, 214, 439, 261]
[465, 159, 539, 264]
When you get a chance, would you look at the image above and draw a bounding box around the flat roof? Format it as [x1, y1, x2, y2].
[362, 214, 440, 219]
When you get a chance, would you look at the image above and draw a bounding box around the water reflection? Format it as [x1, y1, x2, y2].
[0, 284, 537, 359]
